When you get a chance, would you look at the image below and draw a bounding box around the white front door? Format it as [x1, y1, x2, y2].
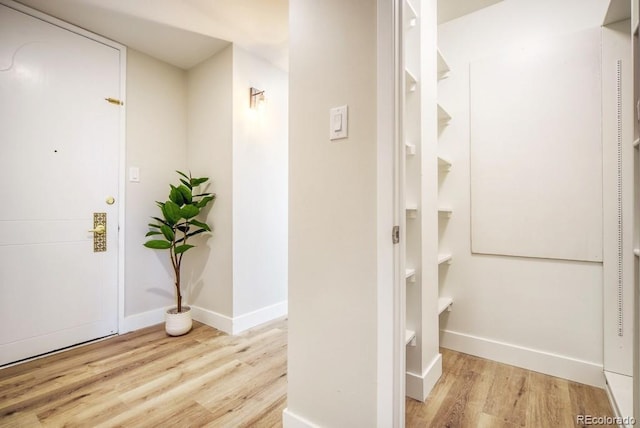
[0, 3, 121, 366]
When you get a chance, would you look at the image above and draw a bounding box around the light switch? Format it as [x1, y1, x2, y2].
[129, 167, 140, 182]
[329, 105, 348, 140]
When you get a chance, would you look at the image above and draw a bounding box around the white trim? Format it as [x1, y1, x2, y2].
[120, 307, 166, 334]
[282, 408, 320, 428]
[1, 0, 127, 340]
[376, 0, 402, 426]
[604, 371, 635, 426]
[191, 306, 233, 333]
[231, 301, 288, 334]
[440, 329, 605, 387]
[117, 46, 127, 337]
[191, 301, 288, 335]
[406, 353, 442, 401]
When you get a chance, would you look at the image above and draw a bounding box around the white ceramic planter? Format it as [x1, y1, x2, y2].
[165, 306, 192, 336]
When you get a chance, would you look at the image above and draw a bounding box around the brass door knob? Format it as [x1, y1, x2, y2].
[88, 225, 106, 234]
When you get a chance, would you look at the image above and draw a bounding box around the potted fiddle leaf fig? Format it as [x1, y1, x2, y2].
[144, 170, 216, 336]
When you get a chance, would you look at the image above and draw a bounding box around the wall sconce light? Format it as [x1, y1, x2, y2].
[249, 87, 266, 109]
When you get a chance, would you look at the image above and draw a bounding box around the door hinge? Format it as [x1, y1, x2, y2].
[105, 97, 124, 106]
[392, 225, 400, 244]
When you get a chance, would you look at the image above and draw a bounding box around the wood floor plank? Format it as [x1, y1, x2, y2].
[407, 349, 616, 428]
[482, 364, 530, 426]
[1, 320, 615, 428]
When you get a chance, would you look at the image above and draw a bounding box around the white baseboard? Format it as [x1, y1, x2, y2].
[232, 301, 288, 334]
[119, 307, 166, 334]
[192, 300, 288, 335]
[120, 301, 288, 336]
[440, 329, 605, 387]
[406, 353, 442, 401]
[282, 408, 320, 428]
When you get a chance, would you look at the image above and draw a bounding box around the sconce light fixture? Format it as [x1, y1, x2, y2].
[249, 87, 266, 109]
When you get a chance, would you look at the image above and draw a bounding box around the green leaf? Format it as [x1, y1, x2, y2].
[190, 177, 209, 187]
[177, 185, 192, 204]
[180, 179, 192, 189]
[189, 219, 211, 232]
[151, 217, 169, 227]
[148, 223, 161, 229]
[144, 240, 172, 249]
[160, 225, 175, 241]
[175, 244, 195, 254]
[169, 185, 185, 206]
[145, 231, 163, 237]
[180, 205, 199, 219]
[176, 170, 190, 181]
[177, 224, 190, 233]
[162, 201, 182, 225]
[187, 229, 208, 238]
[175, 229, 208, 244]
[196, 195, 216, 208]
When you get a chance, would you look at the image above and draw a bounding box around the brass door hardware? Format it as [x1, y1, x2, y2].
[91, 213, 107, 252]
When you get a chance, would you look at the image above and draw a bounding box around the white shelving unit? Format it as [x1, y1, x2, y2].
[437, 49, 450, 80]
[438, 207, 452, 218]
[437, 253, 452, 265]
[437, 104, 451, 123]
[438, 297, 453, 315]
[438, 156, 451, 171]
[405, 329, 416, 346]
[406, 268, 416, 282]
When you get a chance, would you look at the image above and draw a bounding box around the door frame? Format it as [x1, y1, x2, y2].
[376, 0, 405, 426]
[1, 0, 126, 335]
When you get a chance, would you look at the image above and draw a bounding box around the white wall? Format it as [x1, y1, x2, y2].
[286, 0, 379, 426]
[437, 0, 609, 386]
[232, 46, 288, 318]
[124, 49, 188, 322]
[185, 46, 234, 320]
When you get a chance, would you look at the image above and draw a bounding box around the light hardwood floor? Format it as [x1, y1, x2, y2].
[1, 320, 615, 427]
[0, 320, 287, 427]
[407, 348, 617, 427]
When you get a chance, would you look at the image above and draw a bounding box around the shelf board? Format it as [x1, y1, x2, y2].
[633, 138, 639, 148]
[438, 208, 452, 218]
[405, 69, 418, 93]
[438, 104, 451, 124]
[438, 297, 453, 315]
[405, 0, 417, 29]
[437, 156, 451, 171]
[438, 253, 452, 265]
[406, 207, 418, 218]
[405, 142, 416, 156]
[634, 248, 639, 257]
[437, 49, 450, 80]
[406, 268, 416, 282]
[405, 329, 416, 346]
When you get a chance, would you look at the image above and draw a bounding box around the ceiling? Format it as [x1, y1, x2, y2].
[438, 0, 504, 24]
[14, 0, 288, 70]
[12, 0, 502, 71]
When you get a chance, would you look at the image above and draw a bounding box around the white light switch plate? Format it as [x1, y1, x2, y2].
[129, 167, 140, 182]
[329, 105, 348, 140]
